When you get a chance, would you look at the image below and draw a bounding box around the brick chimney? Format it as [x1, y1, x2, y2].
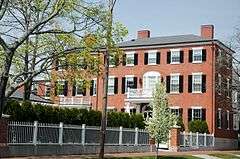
[201, 25, 214, 39]
[137, 30, 150, 39]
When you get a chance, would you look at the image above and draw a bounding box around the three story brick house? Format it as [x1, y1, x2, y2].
[37, 25, 238, 149]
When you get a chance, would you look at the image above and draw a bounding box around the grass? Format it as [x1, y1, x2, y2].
[107, 156, 201, 159]
[208, 153, 240, 159]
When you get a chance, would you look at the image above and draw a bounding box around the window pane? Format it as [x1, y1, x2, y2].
[193, 75, 202, 92]
[108, 78, 115, 94]
[148, 53, 156, 64]
[193, 50, 202, 62]
[170, 75, 179, 92]
[171, 51, 180, 63]
[126, 54, 134, 65]
[125, 77, 134, 92]
[193, 109, 202, 120]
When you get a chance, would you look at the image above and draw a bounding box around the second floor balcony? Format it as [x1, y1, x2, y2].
[126, 88, 153, 103]
[59, 96, 91, 108]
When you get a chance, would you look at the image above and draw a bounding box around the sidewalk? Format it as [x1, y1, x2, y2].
[3, 150, 240, 159]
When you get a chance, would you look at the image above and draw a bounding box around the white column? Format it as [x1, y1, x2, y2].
[183, 131, 186, 147]
[125, 102, 131, 114]
[190, 132, 192, 147]
[33, 121, 38, 146]
[58, 122, 63, 145]
[134, 127, 139, 145]
[204, 133, 207, 147]
[119, 126, 123, 145]
[196, 132, 199, 147]
[81, 124, 86, 145]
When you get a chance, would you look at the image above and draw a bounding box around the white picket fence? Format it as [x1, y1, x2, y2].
[8, 121, 149, 146]
[180, 131, 214, 148]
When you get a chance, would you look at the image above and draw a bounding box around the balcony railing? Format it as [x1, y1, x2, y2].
[127, 88, 153, 99]
[59, 97, 90, 106]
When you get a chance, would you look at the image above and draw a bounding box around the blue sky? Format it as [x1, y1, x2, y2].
[114, 0, 240, 43]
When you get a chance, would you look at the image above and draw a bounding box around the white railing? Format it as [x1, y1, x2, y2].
[8, 121, 150, 145]
[59, 97, 90, 106]
[180, 131, 214, 148]
[127, 88, 153, 99]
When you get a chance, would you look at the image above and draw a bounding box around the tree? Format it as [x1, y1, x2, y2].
[145, 83, 177, 157]
[0, 0, 106, 117]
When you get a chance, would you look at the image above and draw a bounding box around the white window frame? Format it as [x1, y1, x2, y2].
[147, 50, 157, 65]
[45, 82, 51, 99]
[233, 114, 239, 131]
[170, 48, 180, 64]
[191, 106, 202, 121]
[75, 81, 84, 96]
[217, 108, 222, 129]
[227, 78, 230, 97]
[108, 76, 115, 95]
[57, 80, 65, 97]
[192, 72, 202, 93]
[109, 55, 115, 67]
[218, 73, 222, 94]
[192, 47, 203, 63]
[125, 51, 135, 66]
[92, 78, 97, 96]
[143, 71, 160, 91]
[170, 73, 180, 94]
[227, 110, 230, 130]
[170, 106, 180, 116]
[125, 75, 135, 93]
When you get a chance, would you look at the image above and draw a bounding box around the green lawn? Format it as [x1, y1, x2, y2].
[208, 153, 240, 159]
[107, 156, 201, 159]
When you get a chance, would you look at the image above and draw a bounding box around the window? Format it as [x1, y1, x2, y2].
[192, 108, 202, 120]
[109, 55, 115, 67]
[125, 76, 134, 93]
[227, 110, 230, 130]
[171, 108, 180, 116]
[108, 77, 115, 94]
[58, 57, 67, 70]
[57, 81, 65, 96]
[31, 83, 38, 95]
[227, 78, 230, 97]
[217, 109, 222, 129]
[126, 53, 134, 66]
[170, 74, 180, 93]
[233, 114, 239, 131]
[192, 49, 202, 63]
[148, 53, 157, 64]
[218, 73, 222, 93]
[192, 74, 202, 93]
[107, 107, 117, 112]
[76, 81, 85, 96]
[171, 50, 180, 64]
[45, 82, 51, 98]
[143, 72, 160, 91]
[93, 79, 97, 96]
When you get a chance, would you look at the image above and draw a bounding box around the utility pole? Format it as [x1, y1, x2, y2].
[99, 0, 116, 158]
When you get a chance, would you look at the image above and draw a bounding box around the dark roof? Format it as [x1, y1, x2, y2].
[10, 90, 52, 104]
[118, 34, 213, 48]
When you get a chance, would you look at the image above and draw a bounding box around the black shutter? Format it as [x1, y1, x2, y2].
[166, 76, 170, 93]
[189, 50, 193, 62]
[122, 77, 126, 94]
[122, 54, 126, 66]
[188, 75, 192, 93]
[82, 87, 86, 96]
[144, 53, 148, 65]
[90, 80, 94, 96]
[64, 81, 68, 96]
[179, 108, 183, 118]
[55, 58, 59, 71]
[202, 108, 206, 121]
[188, 109, 192, 122]
[179, 75, 183, 93]
[180, 51, 184, 63]
[156, 52, 160, 64]
[114, 78, 118, 94]
[134, 53, 138, 65]
[72, 81, 76, 96]
[134, 77, 137, 88]
[202, 75, 206, 93]
[55, 81, 58, 96]
[167, 51, 171, 64]
[202, 49, 206, 61]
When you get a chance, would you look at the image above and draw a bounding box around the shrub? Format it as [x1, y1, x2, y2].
[4, 100, 145, 128]
[188, 120, 209, 133]
[177, 117, 185, 132]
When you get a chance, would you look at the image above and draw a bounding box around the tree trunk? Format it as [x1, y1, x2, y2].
[0, 50, 14, 118]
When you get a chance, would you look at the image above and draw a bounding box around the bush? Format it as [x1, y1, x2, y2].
[177, 117, 185, 132]
[4, 100, 145, 128]
[188, 120, 209, 133]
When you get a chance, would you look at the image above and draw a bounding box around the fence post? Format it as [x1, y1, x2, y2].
[134, 127, 138, 145]
[119, 126, 123, 145]
[190, 131, 192, 147]
[81, 124, 86, 145]
[204, 133, 207, 147]
[33, 121, 38, 146]
[58, 122, 63, 145]
[196, 132, 199, 147]
[212, 133, 215, 147]
[183, 131, 186, 147]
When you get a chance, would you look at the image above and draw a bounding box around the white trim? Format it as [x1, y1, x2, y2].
[143, 71, 160, 77]
[218, 108, 222, 110]
[147, 50, 158, 53]
[107, 106, 116, 109]
[192, 47, 203, 50]
[170, 48, 181, 52]
[108, 76, 115, 78]
[93, 78, 97, 80]
[191, 106, 202, 109]
[125, 51, 135, 54]
[126, 64, 134, 67]
[170, 73, 180, 76]
[192, 72, 203, 75]
[169, 106, 180, 109]
[125, 75, 135, 78]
